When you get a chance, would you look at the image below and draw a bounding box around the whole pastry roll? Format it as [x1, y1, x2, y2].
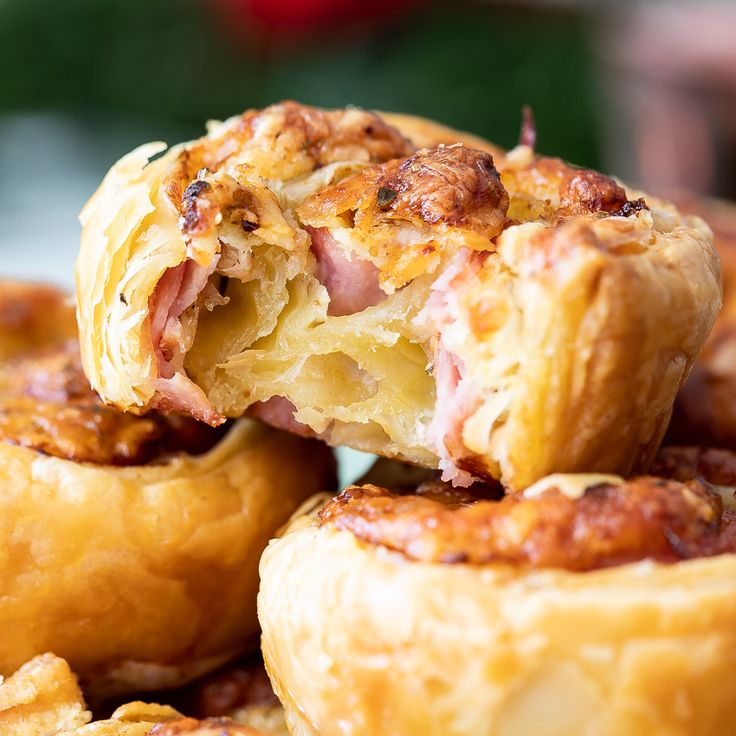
[0, 282, 335, 698]
[259, 456, 736, 736]
[76, 101, 719, 489]
[668, 196, 736, 449]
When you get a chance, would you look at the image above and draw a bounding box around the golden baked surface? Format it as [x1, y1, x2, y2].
[76, 101, 719, 489]
[0, 281, 337, 697]
[259, 478, 736, 736]
[0, 414, 334, 697]
[319, 473, 736, 570]
[0, 341, 222, 465]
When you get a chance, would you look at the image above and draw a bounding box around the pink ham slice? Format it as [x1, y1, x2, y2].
[308, 227, 386, 317]
[427, 347, 477, 488]
[424, 250, 480, 487]
[249, 396, 316, 438]
[148, 259, 224, 426]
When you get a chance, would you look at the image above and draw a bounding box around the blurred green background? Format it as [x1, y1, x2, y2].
[0, 0, 607, 288]
[0, 0, 599, 164]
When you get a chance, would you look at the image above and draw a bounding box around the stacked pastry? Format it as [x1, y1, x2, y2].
[4, 101, 735, 735]
[0, 280, 331, 733]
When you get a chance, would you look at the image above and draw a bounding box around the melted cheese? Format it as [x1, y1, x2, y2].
[523, 473, 624, 500]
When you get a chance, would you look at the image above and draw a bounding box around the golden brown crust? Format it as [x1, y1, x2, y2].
[0, 341, 222, 465]
[0, 653, 89, 734]
[319, 477, 736, 570]
[0, 280, 76, 361]
[260, 496, 736, 736]
[299, 145, 508, 235]
[0, 420, 335, 698]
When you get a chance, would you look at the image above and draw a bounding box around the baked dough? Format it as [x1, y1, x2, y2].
[259, 471, 736, 736]
[0, 280, 75, 360]
[0, 653, 271, 735]
[76, 101, 719, 489]
[0, 413, 333, 698]
[0, 285, 335, 697]
[667, 195, 736, 448]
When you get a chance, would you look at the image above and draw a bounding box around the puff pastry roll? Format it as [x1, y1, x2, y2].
[0, 282, 335, 698]
[259, 456, 736, 736]
[668, 196, 736, 449]
[76, 102, 719, 489]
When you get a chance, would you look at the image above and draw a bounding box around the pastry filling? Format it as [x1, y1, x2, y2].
[318, 467, 736, 571]
[136, 102, 649, 478]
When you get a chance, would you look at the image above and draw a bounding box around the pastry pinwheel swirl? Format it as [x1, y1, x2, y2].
[259, 455, 736, 736]
[76, 102, 719, 489]
[0, 282, 335, 698]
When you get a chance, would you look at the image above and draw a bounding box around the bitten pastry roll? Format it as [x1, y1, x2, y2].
[0, 281, 335, 698]
[259, 458, 736, 736]
[76, 102, 719, 488]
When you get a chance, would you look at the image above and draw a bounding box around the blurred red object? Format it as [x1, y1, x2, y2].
[217, 0, 417, 35]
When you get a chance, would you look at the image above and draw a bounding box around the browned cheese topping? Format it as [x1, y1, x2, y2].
[319, 474, 736, 571]
[298, 144, 509, 238]
[165, 100, 415, 210]
[500, 154, 647, 222]
[0, 341, 223, 465]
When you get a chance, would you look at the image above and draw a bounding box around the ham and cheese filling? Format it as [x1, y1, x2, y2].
[99, 101, 662, 487]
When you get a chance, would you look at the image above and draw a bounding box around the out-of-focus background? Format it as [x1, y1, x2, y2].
[2, 0, 735, 286]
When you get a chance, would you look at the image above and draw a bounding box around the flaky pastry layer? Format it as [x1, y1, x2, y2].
[0, 419, 334, 698]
